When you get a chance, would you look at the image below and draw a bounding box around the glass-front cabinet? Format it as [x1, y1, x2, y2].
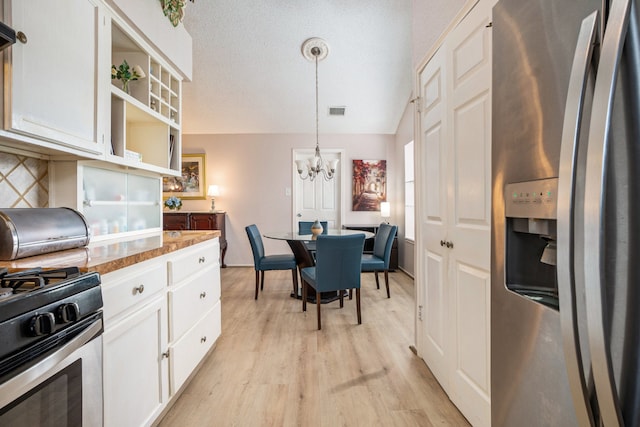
[50, 162, 161, 241]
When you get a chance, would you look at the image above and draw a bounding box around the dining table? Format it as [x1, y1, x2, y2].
[263, 229, 374, 303]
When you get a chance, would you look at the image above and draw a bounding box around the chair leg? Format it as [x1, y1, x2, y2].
[348, 289, 353, 300]
[302, 280, 307, 312]
[254, 270, 260, 300]
[339, 291, 344, 308]
[316, 291, 322, 330]
[374, 271, 380, 289]
[292, 268, 299, 297]
[260, 271, 265, 290]
[356, 288, 362, 324]
[384, 270, 390, 298]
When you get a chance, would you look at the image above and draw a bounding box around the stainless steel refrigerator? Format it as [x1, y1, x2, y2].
[491, 0, 640, 425]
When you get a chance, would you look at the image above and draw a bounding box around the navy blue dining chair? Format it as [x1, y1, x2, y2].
[300, 234, 365, 330]
[298, 221, 328, 235]
[361, 223, 397, 298]
[245, 224, 298, 300]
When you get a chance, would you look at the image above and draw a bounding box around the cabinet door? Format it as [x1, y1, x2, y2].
[5, 0, 106, 155]
[189, 213, 215, 230]
[169, 303, 221, 395]
[163, 212, 189, 230]
[103, 295, 168, 427]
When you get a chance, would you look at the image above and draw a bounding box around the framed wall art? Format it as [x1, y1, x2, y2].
[352, 159, 387, 211]
[163, 153, 207, 199]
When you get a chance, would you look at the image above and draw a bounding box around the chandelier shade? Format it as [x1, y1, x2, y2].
[296, 37, 338, 182]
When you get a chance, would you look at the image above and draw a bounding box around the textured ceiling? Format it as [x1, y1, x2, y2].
[181, 0, 413, 135]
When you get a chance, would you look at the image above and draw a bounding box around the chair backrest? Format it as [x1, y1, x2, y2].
[314, 234, 365, 292]
[373, 223, 398, 268]
[298, 221, 328, 234]
[245, 224, 265, 268]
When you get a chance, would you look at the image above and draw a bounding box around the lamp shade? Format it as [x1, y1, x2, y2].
[380, 201, 391, 218]
[207, 185, 220, 197]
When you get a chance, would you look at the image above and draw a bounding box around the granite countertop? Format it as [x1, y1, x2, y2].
[0, 230, 221, 275]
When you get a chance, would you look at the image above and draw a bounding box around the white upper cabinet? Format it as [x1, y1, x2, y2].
[2, 0, 108, 156]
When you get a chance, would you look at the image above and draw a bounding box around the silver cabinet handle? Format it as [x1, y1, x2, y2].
[198, 256, 205, 263]
[16, 31, 27, 44]
[445, 241, 453, 249]
[557, 11, 599, 427]
[200, 292, 207, 299]
[133, 284, 145, 294]
[440, 240, 446, 247]
[200, 336, 207, 343]
[584, 0, 631, 425]
[162, 351, 169, 359]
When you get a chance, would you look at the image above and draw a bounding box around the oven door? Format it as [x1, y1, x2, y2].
[0, 318, 103, 427]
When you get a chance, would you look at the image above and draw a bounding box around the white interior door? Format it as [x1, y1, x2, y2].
[415, 2, 492, 426]
[445, 2, 492, 426]
[417, 46, 450, 390]
[293, 149, 342, 230]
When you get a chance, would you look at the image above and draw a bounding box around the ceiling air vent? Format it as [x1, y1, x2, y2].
[328, 106, 346, 116]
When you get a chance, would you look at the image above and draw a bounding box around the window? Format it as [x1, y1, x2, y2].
[404, 141, 415, 241]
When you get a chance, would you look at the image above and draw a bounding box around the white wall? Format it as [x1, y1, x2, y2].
[412, 0, 468, 69]
[394, 102, 415, 277]
[182, 133, 395, 266]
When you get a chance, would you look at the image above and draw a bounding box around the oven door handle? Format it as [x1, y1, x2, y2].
[0, 318, 103, 409]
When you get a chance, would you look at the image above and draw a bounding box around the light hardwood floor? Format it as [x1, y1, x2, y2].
[158, 267, 470, 427]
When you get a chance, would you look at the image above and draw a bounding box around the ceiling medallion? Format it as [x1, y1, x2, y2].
[301, 37, 329, 62]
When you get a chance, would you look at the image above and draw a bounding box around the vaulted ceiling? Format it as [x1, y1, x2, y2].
[181, 0, 413, 135]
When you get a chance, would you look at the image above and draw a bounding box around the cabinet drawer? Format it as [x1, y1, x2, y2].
[168, 239, 219, 285]
[169, 302, 221, 394]
[168, 268, 221, 341]
[102, 259, 167, 323]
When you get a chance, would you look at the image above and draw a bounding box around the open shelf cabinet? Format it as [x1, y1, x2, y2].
[110, 21, 181, 175]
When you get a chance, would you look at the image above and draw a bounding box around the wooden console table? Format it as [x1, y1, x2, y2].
[342, 224, 398, 271]
[163, 211, 227, 267]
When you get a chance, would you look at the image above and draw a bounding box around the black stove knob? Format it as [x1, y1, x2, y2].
[57, 302, 80, 323]
[29, 312, 56, 336]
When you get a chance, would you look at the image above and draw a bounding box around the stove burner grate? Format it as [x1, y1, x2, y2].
[0, 267, 81, 293]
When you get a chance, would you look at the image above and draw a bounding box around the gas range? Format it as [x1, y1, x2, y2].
[0, 266, 103, 380]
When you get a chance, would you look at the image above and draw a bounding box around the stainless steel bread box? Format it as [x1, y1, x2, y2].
[0, 208, 90, 260]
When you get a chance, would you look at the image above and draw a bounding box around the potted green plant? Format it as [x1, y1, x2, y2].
[164, 196, 183, 210]
[111, 60, 146, 94]
[161, 0, 195, 27]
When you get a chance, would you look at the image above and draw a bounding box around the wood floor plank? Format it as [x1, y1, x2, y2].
[157, 267, 470, 427]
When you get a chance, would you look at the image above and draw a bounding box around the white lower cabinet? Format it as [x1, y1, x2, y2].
[102, 237, 221, 426]
[167, 238, 222, 395]
[102, 257, 169, 427]
[170, 302, 221, 393]
[103, 295, 168, 427]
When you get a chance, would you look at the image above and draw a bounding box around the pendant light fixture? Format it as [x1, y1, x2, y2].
[295, 38, 339, 182]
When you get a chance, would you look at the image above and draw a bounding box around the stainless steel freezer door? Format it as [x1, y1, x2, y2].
[491, 0, 602, 425]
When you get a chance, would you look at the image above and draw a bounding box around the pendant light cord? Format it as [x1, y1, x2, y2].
[315, 52, 319, 151]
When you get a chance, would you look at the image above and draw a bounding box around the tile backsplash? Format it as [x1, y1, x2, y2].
[0, 153, 49, 208]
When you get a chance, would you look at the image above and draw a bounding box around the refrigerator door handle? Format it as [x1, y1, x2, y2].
[584, 0, 632, 425]
[557, 11, 599, 427]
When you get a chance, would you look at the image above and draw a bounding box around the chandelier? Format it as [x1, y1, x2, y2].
[295, 38, 339, 182]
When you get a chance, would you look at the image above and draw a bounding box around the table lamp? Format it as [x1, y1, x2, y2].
[207, 185, 220, 212]
[380, 201, 391, 224]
